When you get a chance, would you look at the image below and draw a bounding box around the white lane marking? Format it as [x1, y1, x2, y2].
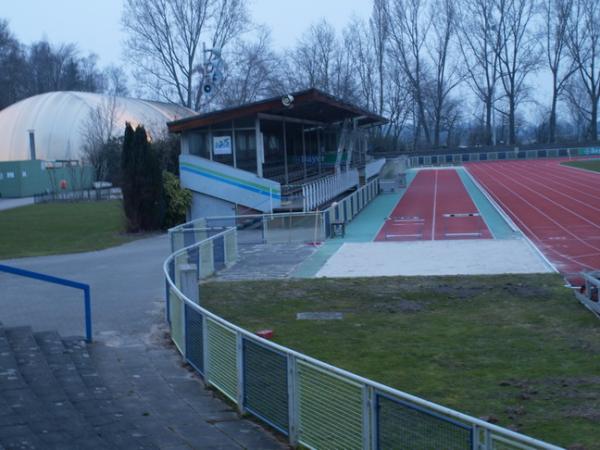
[431, 171, 439, 240]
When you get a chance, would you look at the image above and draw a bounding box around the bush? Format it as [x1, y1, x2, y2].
[162, 171, 192, 228]
[121, 123, 164, 232]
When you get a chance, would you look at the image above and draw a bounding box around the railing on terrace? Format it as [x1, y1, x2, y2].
[301, 169, 359, 211]
[163, 231, 564, 450]
[407, 146, 600, 168]
[171, 213, 327, 247]
[364, 158, 387, 180]
[169, 177, 382, 251]
[167, 227, 238, 278]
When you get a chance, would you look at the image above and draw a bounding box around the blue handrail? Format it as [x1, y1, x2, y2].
[0, 264, 92, 342]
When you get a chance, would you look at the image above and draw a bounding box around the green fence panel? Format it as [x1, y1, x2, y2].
[185, 304, 204, 374]
[297, 360, 364, 450]
[243, 338, 289, 434]
[224, 231, 238, 266]
[207, 318, 238, 402]
[376, 393, 472, 450]
[199, 240, 215, 279]
[170, 231, 182, 253]
[169, 288, 184, 353]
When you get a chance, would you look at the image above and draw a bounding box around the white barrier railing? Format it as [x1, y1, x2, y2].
[301, 169, 359, 211]
[364, 158, 386, 180]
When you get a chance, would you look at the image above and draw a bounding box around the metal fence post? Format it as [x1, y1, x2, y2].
[368, 386, 377, 450]
[179, 264, 199, 305]
[202, 315, 210, 386]
[236, 332, 245, 414]
[83, 286, 92, 343]
[362, 384, 374, 450]
[287, 354, 299, 446]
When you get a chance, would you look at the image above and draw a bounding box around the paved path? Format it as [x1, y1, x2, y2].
[0, 197, 34, 211]
[0, 235, 288, 449]
[0, 235, 169, 341]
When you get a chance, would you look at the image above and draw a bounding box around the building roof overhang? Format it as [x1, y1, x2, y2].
[167, 88, 387, 133]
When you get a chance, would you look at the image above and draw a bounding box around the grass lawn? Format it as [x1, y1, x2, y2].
[0, 201, 139, 259]
[203, 274, 600, 449]
[562, 159, 600, 173]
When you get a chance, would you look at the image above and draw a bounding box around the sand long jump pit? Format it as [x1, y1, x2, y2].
[316, 238, 554, 278]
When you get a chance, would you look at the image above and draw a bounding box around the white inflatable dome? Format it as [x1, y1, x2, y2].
[0, 91, 194, 162]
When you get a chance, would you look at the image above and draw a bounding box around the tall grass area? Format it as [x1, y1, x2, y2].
[203, 274, 600, 449]
[0, 201, 137, 259]
[562, 159, 600, 172]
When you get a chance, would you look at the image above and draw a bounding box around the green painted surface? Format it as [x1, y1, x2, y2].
[206, 319, 238, 402]
[0, 160, 93, 198]
[456, 167, 519, 240]
[298, 361, 364, 450]
[292, 171, 417, 278]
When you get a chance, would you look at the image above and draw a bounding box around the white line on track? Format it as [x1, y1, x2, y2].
[504, 160, 600, 198]
[494, 166, 600, 212]
[431, 170, 438, 240]
[483, 163, 600, 233]
[499, 162, 600, 207]
[467, 165, 596, 271]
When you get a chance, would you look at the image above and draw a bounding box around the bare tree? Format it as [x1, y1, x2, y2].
[426, 0, 461, 147]
[542, 0, 575, 142]
[217, 28, 284, 107]
[496, 0, 541, 145]
[456, 0, 504, 145]
[288, 19, 356, 101]
[290, 20, 337, 92]
[349, 18, 377, 112]
[566, 0, 600, 141]
[103, 65, 130, 97]
[388, 0, 433, 146]
[122, 0, 248, 111]
[371, 0, 390, 115]
[80, 95, 121, 182]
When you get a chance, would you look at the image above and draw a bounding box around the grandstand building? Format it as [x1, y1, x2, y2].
[167, 89, 387, 217]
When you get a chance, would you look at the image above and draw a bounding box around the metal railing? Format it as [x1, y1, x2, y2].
[407, 146, 600, 168]
[301, 169, 359, 211]
[163, 229, 563, 450]
[171, 212, 327, 246]
[0, 264, 92, 342]
[170, 177, 382, 248]
[322, 177, 380, 237]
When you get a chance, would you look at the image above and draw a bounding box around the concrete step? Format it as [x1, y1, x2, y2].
[0, 322, 287, 450]
[88, 342, 288, 450]
[2, 326, 110, 449]
[61, 337, 158, 450]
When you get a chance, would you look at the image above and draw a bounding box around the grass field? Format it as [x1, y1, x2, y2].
[562, 159, 600, 172]
[0, 201, 139, 259]
[203, 274, 600, 449]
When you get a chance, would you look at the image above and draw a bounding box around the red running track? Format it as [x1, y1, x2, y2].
[375, 169, 491, 241]
[466, 159, 600, 275]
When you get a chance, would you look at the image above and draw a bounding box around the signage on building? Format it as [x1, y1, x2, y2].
[213, 136, 232, 155]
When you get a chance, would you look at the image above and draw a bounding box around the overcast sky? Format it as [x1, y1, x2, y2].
[2, 0, 372, 65]
[3, 0, 551, 120]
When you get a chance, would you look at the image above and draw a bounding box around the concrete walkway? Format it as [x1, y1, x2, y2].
[0, 197, 34, 211]
[0, 235, 169, 341]
[0, 235, 287, 449]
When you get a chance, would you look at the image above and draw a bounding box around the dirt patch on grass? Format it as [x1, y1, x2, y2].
[366, 300, 425, 314]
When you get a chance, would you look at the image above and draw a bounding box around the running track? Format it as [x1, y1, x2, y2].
[466, 159, 600, 275]
[375, 169, 491, 241]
